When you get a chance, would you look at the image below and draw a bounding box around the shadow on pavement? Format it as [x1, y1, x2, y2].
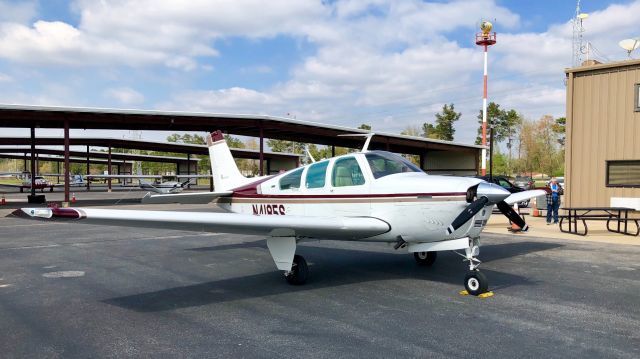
[104, 240, 561, 312]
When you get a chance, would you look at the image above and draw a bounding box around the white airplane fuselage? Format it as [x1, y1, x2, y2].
[217, 153, 489, 243]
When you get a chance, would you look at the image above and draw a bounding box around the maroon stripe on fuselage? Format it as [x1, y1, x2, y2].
[51, 208, 82, 219]
[230, 176, 275, 196]
[230, 192, 466, 199]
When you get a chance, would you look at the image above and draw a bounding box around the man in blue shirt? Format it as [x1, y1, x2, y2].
[546, 177, 563, 225]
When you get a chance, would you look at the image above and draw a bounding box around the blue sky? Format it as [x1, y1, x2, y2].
[0, 0, 638, 144]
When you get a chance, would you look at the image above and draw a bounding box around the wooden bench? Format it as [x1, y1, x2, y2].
[559, 207, 639, 236]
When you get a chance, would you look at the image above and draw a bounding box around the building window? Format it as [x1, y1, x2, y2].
[606, 160, 640, 187]
[636, 84, 640, 112]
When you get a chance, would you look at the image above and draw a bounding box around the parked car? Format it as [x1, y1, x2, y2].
[474, 175, 530, 207]
[514, 175, 534, 190]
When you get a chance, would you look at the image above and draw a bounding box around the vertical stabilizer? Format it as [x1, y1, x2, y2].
[207, 131, 249, 191]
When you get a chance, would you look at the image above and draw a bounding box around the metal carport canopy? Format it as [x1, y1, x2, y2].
[0, 104, 483, 155]
[0, 137, 303, 160]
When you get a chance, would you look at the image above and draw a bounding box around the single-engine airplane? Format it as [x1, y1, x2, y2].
[17, 131, 544, 295]
[139, 179, 191, 194]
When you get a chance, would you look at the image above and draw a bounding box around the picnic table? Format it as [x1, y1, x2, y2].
[559, 207, 639, 236]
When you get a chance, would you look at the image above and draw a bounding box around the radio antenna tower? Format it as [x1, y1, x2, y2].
[572, 0, 589, 66]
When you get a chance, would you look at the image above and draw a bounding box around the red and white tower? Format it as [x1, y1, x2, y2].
[476, 21, 496, 176]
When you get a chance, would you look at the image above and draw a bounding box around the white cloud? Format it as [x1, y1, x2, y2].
[105, 87, 145, 105]
[0, 0, 36, 24]
[2, 0, 639, 145]
[0, 72, 11, 82]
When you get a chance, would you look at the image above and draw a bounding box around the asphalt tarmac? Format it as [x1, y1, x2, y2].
[0, 207, 639, 358]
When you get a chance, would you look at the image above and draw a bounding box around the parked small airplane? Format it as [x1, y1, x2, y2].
[85, 174, 162, 183]
[0, 172, 54, 192]
[17, 131, 544, 295]
[139, 179, 191, 194]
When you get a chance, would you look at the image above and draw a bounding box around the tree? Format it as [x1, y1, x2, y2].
[513, 115, 564, 177]
[422, 103, 460, 141]
[267, 139, 305, 154]
[552, 117, 566, 147]
[475, 102, 521, 145]
[358, 124, 372, 131]
[401, 125, 421, 137]
[223, 134, 245, 149]
[421, 123, 438, 139]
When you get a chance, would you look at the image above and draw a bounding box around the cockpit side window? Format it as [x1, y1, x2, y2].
[305, 160, 329, 189]
[332, 157, 365, 187]
[365, 152, 422, 179]
[279, 168, 304, 190]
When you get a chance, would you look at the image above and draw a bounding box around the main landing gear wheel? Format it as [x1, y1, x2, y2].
[285, 254, 308, 285]
[464, 271, 488, 296]
[413, 251, 437, 266]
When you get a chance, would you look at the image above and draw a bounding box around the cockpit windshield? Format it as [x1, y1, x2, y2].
[365, 151, 423, 179]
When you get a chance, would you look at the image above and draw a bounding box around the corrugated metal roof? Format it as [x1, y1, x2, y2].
[0, 104, 484, 153]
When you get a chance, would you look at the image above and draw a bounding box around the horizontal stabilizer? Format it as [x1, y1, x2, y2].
[141, 191, 232, 204]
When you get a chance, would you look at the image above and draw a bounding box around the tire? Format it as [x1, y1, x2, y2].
[285, 254, 308, 285]
[464, 271, 489, 296]
[413, 251, 437, 266]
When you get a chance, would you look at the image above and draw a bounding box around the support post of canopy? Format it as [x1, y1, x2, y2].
[86, 145, 90, 174]
[259, 123, 264, 176]
[30, 127, 36, 197]
[331, 145, 335, 157]
[63, 119, 70, 204]
[107, 146, 112, 192]
[187, 153, 191, 188]
[23, 152, 27, 171]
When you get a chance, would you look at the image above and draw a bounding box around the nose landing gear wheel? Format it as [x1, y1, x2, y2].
[413, 251, 437, 266]
[285, 254, 308, 285]
[464, 271, 488, 296]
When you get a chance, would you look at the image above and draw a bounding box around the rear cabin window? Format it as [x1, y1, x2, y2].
[279, 168, 304, 190]
[332, 157, 365, 187]
[305, 161, 329, 189]
[365, 152, 422, 179]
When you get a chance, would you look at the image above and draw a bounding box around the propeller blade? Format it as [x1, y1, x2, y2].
[504, 189, 546, 205]
[446, 196, 489, 235]
[496, 200, 528, 231]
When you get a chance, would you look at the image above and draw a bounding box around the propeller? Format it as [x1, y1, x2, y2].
[446, 196, 489, 235]
[496, 200, 528, 231]
[446, 182, 518, 235]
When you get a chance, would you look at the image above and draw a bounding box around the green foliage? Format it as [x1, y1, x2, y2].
[552, 117, 566, 146]
[267, 139, 306, 154]
[511, 115, 564, 177]
[422, 103, 460, 141]
[358, 124, 372, 131]
[401, 125, 421, 137]
[475, 102, 522, 145]
[224, 134, 245, 149]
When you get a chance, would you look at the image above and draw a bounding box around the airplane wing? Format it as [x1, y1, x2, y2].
[14, 207, 391, 240]
[504, 190, 546, 205]
[141, 191, 232, 204]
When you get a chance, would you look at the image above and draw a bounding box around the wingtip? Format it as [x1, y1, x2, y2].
[12, 208, 52, 219]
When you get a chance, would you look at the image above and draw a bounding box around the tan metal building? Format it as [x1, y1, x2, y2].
[565, 59, 640, 209]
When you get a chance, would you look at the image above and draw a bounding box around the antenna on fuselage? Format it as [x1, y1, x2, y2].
[305, 146, 316, 163]
[337, 133, 375, 152]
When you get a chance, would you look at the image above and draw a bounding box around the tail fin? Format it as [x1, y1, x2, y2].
[207, 131, 250, 191]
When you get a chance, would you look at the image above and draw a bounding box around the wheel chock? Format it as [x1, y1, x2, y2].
[459, 290, 494, 298]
